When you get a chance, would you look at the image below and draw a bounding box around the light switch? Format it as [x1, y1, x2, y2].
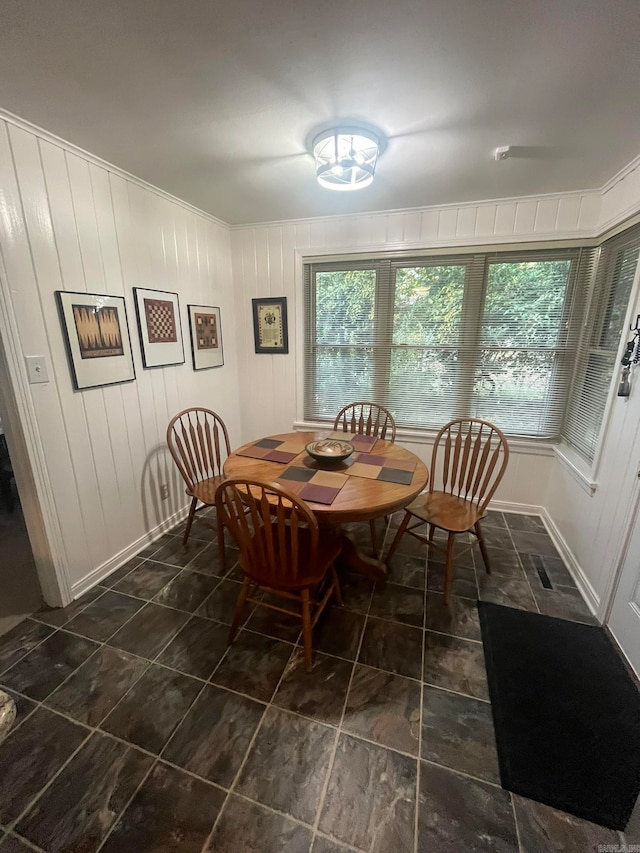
[25, 355, 49, 384]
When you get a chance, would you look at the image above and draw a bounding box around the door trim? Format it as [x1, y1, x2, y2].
[0, 258, 71, 607]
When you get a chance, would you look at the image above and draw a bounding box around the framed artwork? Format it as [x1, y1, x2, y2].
[133, 287, 185, 368]
[187, 304, 224, 370]
[55, 290, 135, 390]
[252, 296, 289, 354]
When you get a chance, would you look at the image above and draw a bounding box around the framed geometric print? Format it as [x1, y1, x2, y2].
[133, 287, 185, 368]
[55, 290, 135, 390]
[187, 304, 224, 370]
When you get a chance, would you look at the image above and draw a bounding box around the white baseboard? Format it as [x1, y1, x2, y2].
[491, 499, 600, 619]
[70, 505, 190, 598]
[539, 509, 600, 617]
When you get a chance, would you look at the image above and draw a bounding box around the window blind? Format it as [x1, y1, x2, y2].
[562, 225, 640, 461]
[304, 248, 596, 440]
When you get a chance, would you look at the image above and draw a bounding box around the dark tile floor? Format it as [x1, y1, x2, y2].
[0, 509, 635, 852]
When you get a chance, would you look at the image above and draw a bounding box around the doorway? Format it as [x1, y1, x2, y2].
[608, 489, 640, 677]
[0, 374, 42, 635]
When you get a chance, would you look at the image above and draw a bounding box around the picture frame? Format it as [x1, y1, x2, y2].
[187, 304, 224, 370]
[133, 287, 185, 368]
[252, 296, 289, 354]
[55, 290, 136, 390]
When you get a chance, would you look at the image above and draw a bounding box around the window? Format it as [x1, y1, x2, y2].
[304, 248, 596, 440]
[562, 225, 640, 462]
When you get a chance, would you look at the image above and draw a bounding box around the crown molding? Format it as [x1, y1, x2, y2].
[0, 107, 230, 230]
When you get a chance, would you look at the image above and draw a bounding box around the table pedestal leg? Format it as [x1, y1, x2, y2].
[336, 533, 387, 583]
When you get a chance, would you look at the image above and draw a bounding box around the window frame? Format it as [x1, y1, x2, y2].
[303, 246, 591, 441]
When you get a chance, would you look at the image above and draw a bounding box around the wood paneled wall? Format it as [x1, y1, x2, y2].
[230, 185, 640, 614]
[0, 118, 240, 596]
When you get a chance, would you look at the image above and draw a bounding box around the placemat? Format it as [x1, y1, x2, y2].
[325, 431, 379, 453]
[235, 437, 306, 464]
[276, 465, 349, 505]
[341, 451, 417, 485]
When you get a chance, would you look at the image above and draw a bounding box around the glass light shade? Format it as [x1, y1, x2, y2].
[313, 128, 379, 191]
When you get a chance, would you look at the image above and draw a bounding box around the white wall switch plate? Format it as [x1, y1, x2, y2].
[25, 355, 49, 384]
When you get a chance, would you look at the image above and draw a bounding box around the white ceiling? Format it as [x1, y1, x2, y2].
[1, 0, 640, 225]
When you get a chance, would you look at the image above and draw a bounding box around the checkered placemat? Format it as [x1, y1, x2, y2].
[325, 431, 379, 453]
[235, 437, 307, 464]
[276, 466, 349, 505]
[342, 451, 417, 485]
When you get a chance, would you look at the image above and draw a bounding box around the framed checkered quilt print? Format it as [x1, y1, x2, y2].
[133, 287, 185, 368]
[187, 304, 224, 370]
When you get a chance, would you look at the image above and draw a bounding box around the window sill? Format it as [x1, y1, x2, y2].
[293, 420, 556, 456]
[553, 443, 598, 495]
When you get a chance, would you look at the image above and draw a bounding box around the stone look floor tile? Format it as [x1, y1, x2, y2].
[425, 592, 482, 641]
[0, 619, 53, 675]
[478, 574, 538, 612]
[157, 615, 229, 679]
[64, 590, 145, 642]
[482, 510, 507, 528]
[236, 705, 336, 824]
[311, 836, 357, 853]
[102, 761, 225, 853]
[147, 535, 209, 568]
[319, 733, 416, 852]
[335, 572, 374, 615]
[481, 546, 526, 577]
[522, 553, 577, 590]
[422, 684, 500, 784]
[100, 663, 202, 754]
[385, 553, 426, 589]
[211, 631, 293, 702]
[273, 650, 353, 726]
[99, 556, 146, 588]
[45, 645, 148, 726]
[2, 630, 98, 701]
[368, 582, 425, 628]
[314, 606, 365, 660]
[532, 586, 598, 624]
[34, 587, 104, 627]
[195, 578, 245, 625]
[206, 794, 312, 853]
[0, 707, 87, 825]
[0, 835, 34, 852]
[16, 731, 153, 852]
[162, 683, 265, 787]
[423, 632, 489, 701]
[503, 512, 547, 533]
[152, 570, 218, 613]
[478, 526, 515, 550]
[113, 561, 181, 599]
[512, 794, 622, 851]
[418, 761, 518, 851]
[509, 529, 560, 558]
[107, 602, 190, 660]
[244, 600, 301, 643]
[343, 664, 421, 755]
[358, 616, 423, 680]
[135, 532, 178, 560]
[183, 542, 224, 576]
[426, 561, 478, 599]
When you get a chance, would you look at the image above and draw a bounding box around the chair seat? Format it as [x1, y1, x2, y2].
[405, 490, 483, 532]
[188, 475, 226, 505]
[241, 524, 342, 590]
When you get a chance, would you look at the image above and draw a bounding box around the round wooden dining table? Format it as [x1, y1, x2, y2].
[223, 430, 428, 581]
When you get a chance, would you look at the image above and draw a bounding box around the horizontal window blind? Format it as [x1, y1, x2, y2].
[304, 248, 596, 440]
[562, 225, 640, 461]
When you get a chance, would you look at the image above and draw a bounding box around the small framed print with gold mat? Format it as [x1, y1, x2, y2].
[252, 296, 289, 354]
[187, 304, 224, 370]
[55, 291, 135, 390]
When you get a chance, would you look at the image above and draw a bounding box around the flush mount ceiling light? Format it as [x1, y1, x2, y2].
[312, 127, 380, 191]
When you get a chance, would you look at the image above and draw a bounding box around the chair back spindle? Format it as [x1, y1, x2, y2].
[333, 402, 397, 441]
[167, 408, 231, 492]
[432, 419, 509, 513]
[215, 478, 320, 588]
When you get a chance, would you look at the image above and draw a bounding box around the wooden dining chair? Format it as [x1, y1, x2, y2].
[166, 408, 231, 567]
[385, 418, 509, 604]
[334, 401, 397, 554]
[215, 477, 343, 672]
[333, 401, 397, 442]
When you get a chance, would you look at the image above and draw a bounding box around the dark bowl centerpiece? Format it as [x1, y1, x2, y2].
[305, 438, 354, 466]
